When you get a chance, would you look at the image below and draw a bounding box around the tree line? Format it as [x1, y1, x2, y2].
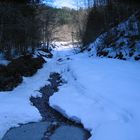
[0, 0, 87, 59]
[0, 0, 41, 59]
[1, 0, 138, 57]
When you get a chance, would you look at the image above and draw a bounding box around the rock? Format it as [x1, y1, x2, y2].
[0, 55, 45, 91]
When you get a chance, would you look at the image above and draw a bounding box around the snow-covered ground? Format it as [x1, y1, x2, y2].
[0, 42, 75, 139]
[50, 45, 140, 140]
[1, 42, 140, 140]
[0, 58, 58, 139]
[0, 54, 10, 65]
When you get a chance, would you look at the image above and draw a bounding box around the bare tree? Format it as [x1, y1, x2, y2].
[38, 6, 58, 50]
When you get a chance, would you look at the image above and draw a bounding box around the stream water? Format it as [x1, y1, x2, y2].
[2, 122, 88, 140]
[2, 73, 90, 140]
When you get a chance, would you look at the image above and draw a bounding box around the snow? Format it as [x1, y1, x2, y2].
[0, 42, 75, 139]
[0, 57, 59, 139]
[1, 42, 140, 140]
[87, 14, 140, 60]
[0, 54, 10, 65]
[49, 47, 140, 140]
[0, 60, 10, 65]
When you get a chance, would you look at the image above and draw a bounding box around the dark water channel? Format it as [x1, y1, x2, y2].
[2, 73, 90, 140]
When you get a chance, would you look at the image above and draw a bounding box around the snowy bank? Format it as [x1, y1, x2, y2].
[0, 42, 75, 139]
[50, 53, 140, 140]
[0, 59, 57, 139]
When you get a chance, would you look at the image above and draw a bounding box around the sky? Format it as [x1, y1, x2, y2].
[43, 0, 85, 9]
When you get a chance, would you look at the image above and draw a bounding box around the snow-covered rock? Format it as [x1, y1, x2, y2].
[88, 12, 140, 61]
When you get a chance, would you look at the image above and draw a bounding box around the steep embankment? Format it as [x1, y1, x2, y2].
[87, 12, 140, 61]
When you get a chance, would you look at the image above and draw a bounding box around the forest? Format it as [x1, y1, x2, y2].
[82, 0, 140, 46]
[0, 0, 85, 59]
[0, 0, 140, 58]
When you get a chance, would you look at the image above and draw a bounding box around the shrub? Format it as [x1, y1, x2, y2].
[97, 51, 109, 57]
[0, 65, 23, 91]
[135, 56, 140, 61]
[115, 52, 124, 59]
[119, 42, 125, 47]
[108, 56, 113, 58]
[130, 35, 140, 42]
[7, 55, 45, 77]
[129, 52, 134, 57]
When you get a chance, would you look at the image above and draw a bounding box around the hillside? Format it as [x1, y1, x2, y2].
[87, 12, 140, 61]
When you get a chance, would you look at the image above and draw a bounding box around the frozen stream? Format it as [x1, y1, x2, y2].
[2, 72, 90, 140]
[2, 122, 88, 140]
